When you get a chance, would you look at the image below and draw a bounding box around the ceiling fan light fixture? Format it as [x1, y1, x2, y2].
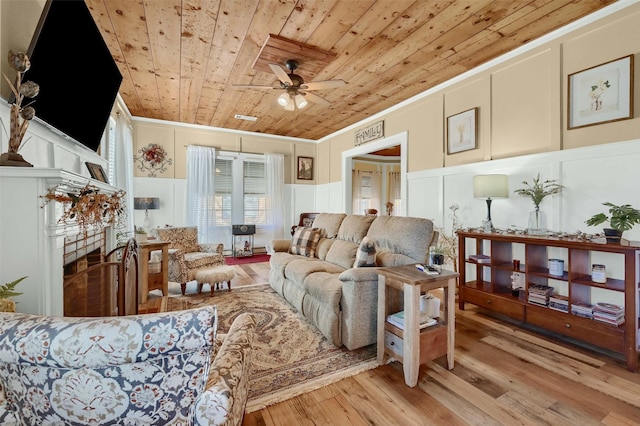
[284, 102, 295, 111]
[294, 94, 308, 109]
[277, 92, 290, 107]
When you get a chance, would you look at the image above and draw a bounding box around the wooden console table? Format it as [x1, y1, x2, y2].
[457, 230, 640, 372]
[138, 241, 169, 304]
[377, 265, 458, 387]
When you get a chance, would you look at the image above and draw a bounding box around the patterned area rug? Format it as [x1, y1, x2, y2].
[175, 283, 378, 412]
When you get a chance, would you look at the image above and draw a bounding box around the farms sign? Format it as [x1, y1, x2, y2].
[355, 121, 384, 146]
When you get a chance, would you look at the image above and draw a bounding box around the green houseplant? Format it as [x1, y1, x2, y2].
[585, 202, 640, 243]
[0, 276, 26, 312]
[514, 173, 564, 235]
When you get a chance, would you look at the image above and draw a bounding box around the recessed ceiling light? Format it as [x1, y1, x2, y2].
[234, 114, 257, 121]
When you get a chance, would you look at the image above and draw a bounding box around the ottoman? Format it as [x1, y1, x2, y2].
[195, 265, 235, 296]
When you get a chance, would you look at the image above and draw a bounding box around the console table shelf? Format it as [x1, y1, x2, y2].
[457, 230, 640, 372]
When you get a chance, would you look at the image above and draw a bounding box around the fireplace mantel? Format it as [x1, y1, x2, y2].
[0, 168, 120, 315]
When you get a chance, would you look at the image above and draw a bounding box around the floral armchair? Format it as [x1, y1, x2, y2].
[0, 307, 256, 426]
[155, 226, 225, 295]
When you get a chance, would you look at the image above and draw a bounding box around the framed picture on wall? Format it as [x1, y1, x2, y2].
[568, 55, 634, 129]
[85, 162, 109, 183]
[297, 156, 313, 180]
[446, 108, 477, 154]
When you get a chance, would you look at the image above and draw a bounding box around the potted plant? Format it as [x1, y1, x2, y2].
[585, 202, 640, 243]
[135, 226, 147, 243]
[0, 276, 26, 312]
[513, 173, 564, 235]
[429, 245, 445, 271]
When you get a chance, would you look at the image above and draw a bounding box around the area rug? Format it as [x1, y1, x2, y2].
[176, 283, 378, 412]
[225, 253, 270, 265]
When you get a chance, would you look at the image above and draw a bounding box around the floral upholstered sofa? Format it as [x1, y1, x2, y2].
[0, 307, 256, 425]
[154, 226, 226, 295]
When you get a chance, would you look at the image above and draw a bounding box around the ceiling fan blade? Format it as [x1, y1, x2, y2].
[302, 91, 331, 107]
[232, 84, 279, 89]
[268, 63, 293, 85]
[301, 80, 346, 91]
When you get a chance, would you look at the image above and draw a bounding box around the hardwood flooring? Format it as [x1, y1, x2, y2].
[146, 261, 640, 425]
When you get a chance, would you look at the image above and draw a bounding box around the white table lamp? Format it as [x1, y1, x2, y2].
[473, 174, 508, 231]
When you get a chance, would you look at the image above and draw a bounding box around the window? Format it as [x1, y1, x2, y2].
[243, 161, 266, 224]
[214, 154, 265, 227]
[214, 158, 233, 226]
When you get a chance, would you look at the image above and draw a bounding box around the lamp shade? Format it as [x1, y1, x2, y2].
[473, 175, 508, 199]
[134, 197, 160, 210]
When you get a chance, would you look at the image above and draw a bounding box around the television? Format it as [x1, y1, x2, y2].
[17, 0, 122, 152]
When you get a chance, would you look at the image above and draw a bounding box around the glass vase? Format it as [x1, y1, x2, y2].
[528, 207, 546, 235]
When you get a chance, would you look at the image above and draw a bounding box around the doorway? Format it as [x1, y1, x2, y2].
[341, 131, 408, 215]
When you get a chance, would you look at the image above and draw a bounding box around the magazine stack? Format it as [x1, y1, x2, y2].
[527, 284, 553, 306]
[570, 302, 594, 319]
[593, 302, 624, 325]
[549, 294, 569, 312]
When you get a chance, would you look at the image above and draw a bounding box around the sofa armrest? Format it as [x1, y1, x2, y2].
[194, 313, 256, 426]
[339, 267, 380, 282]
[200, 243, 224, 255]
[271, 239, 291, 253]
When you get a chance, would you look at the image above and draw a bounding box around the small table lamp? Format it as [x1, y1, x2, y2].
[473, 174, 508, 232]
[134, 197, 160, 233]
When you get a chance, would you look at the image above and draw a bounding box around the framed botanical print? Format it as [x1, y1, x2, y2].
[447, 108, 477, 154]
[568, 55, 634, 129]
[297, 156, 313, 180]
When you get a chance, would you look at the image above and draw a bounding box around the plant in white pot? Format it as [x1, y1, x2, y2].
[135, 226, 147, 243]
[585, 202, 640, 243]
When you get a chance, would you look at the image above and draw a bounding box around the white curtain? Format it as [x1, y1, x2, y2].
[112, 113, 135, 235]
[352, 170, 382, 214]
[388, 171, 402, 216]
[186, 145, 217, 243]
[265, 153, 285, 254]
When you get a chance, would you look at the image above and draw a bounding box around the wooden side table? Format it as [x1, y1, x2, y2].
[138, 241, 169, 304]
[377, 265, 458, 387]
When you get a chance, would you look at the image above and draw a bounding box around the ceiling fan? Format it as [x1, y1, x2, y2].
[233, 59, 346, 110]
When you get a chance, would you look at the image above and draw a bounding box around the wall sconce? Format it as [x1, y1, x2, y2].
[473, 174, 508, 232]
[134, 197, 160, 233]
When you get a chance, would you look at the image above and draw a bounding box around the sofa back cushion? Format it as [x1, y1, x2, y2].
[315, 237, 335, 260]
[336, 214, 375, 243]
[367, 216, 434, 266]
[0, 306, 217, 425]
[156, 226, 200, 253]
[325, 239, 359, 269]
[311, 213, 346, 239]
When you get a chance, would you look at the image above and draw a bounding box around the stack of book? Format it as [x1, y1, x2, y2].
[387, 311, 437, 330]
[571, 302, 594, 319]
[527, 284, 553, 306]
[468, 254, 491, 264]
[593, 302, 624, 325]
[549, 294, 569, 312]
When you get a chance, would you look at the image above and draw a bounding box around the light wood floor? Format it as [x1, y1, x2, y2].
[152, 262, 640, 425]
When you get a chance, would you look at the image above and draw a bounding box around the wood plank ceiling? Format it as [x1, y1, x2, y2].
[85, 0, 616, 141]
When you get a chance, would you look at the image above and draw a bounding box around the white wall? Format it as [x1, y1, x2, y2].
[315, 138, 640, 243]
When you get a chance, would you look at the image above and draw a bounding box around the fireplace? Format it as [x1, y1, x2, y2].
[62, 229, 119, 317]
[0, 168, 119, 316]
